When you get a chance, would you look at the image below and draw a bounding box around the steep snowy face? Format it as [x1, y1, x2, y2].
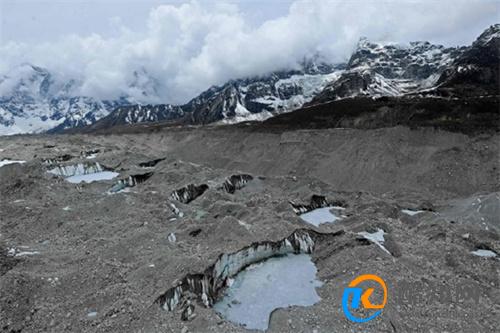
[185, 63, 344, 124]
[0, 64, 53, 103]
[310, 37, 466, 103]
[0, 64, 168, 135]
[90, 58, 344, 127]
[348, 38, 463, 79]
[0, 64, 129, 135]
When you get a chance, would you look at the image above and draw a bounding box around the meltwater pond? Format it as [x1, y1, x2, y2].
[48, 163, 119, 184]
[299, 206, 343, 226]
[65, 172, 119, 184]
[214, 254, 322, 331]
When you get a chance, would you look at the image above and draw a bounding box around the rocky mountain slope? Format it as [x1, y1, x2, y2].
[0, 64, 131, 135]
[436, 24, 500, 97]
[311, 24, 499, 104]
[1, 25, 498, 134]
[87, 34, 468, 131]
[309, 39, 465, 104]
[91, 25, 498, 130]
[87, 59, 344, 130]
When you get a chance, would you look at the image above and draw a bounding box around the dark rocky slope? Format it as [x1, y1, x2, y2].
[260, 96, 500, 135]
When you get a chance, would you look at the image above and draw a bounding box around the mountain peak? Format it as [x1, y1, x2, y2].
[474, 24, 500, 46]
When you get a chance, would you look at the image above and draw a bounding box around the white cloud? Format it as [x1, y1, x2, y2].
[0, 0, 498, 104]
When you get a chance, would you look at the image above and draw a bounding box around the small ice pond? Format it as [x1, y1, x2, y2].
[48, 163, 118, 184]
[66, 172, 119, 183]
[471, 249, 497, 258]
[214, 254, 322, 331]
[299, 206, 344, 226]
[0, 159, 26, 168]
[401, 209, 425, 216]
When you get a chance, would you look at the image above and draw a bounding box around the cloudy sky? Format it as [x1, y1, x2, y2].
[0, 0, 498, 104]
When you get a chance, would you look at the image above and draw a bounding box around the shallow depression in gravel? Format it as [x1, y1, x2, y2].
[299, 206, 343, 226]
[213, 253, 322, 331]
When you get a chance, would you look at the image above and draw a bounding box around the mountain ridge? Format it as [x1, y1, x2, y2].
[1, 24, 498, 135]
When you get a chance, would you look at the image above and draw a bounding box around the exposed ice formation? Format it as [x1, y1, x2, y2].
[42, 154, 73, 165]
[168, 233, 177, 243]
[171, 184, 209, 204]
[155, 229, 329, 314]
[170, 203, 184, 218]
[48, 162, 104, 177]
[81, 149, 100, 159]
[221, 174, 253, 194]
[290, 195, 345, 217]
[108, 172, 153, 193]
[7, 247, 40, 257]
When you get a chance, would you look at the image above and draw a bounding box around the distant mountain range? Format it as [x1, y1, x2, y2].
[0, 24, 498, 135]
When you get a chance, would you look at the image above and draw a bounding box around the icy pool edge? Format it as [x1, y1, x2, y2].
[155, 229, 344, 313]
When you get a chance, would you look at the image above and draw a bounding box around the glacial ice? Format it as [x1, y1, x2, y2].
[48, 163, 119, 183]
[402, 209, 425, 216]
[214, 254, 322, 330]
[471, 249, 497, 258]
[0, 159, 26, 168]
[157, 230, 318, 313]
[66, 171, 119, 183]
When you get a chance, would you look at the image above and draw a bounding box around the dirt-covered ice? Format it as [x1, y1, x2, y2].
[0, 125, 499, 332]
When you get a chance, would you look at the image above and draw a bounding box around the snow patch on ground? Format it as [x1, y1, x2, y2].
[0, 159, 26, 167]
[357, 229, 391, 255]
[471, 249, 497, 258]
[402, 209, 425, 216]
[7, 247, 40, 257]
[221, 103, 274, 124]
[299, 206, 343, 226]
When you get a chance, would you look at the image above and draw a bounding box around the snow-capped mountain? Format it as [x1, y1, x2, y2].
[1, 25, 498, 134]
[0, 63, 130, 135]
[0, 64, 169, 135]
[184, 63, 344, 124]
[436, 24, 500, 97]
[87, 58, 345, 129]
[309, 38, 466, 104]
[84, 104, 185, 131]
